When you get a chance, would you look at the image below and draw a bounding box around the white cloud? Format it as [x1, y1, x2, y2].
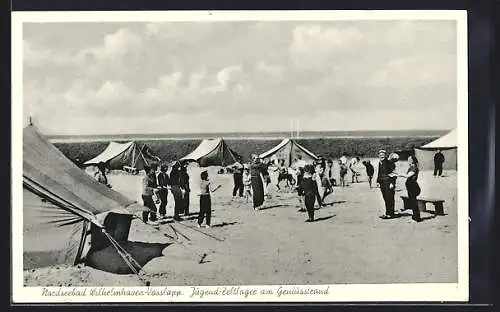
[202, 65, 243, 94]
[289, 25, 363, 70]
[144, 22, 215, 45]
[368, 54, 456, 88]
[85, 28, 143, 62]
[256, 62, 284, 83]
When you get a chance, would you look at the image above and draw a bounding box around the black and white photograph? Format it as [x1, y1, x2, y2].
[12, 11, 468, 302]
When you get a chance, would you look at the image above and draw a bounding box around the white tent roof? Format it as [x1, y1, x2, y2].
[259, 138, 317, 159]
[181, 138, 222, 161]
[420, 129, 457, 149]
[84, 141, 134, 165]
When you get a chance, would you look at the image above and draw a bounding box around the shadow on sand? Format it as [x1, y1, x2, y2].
[258, 204, 289, 211]
[312, 215, 336, 222]
[86, 241, 171, 274]
[212, 221, 239, 228]
[322, 200, 347, 206]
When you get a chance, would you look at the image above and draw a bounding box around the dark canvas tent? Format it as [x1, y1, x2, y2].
[414, 129, 457, 170]
[84, 141, 160, 171]
[259, 138, 318, 167]
[180, 138, 241, 167]
[23, 125, 144, 270]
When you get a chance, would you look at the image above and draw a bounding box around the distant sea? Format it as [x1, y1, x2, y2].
[47, 130, 450, 143]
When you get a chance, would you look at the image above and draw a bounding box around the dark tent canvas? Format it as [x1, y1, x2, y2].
[414, 129, 457, 171]
[259, 138, 318, 167]
[84, 141, 160, 171]
[181, 138, 241, 167]
[23, 125, 144, 270]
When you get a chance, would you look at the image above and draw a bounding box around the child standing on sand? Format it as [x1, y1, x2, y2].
[362, 160, 375, 188]
[298, 164, 324, 222]
[242, 166, 252, 203]
[197, 170, 221, 228]
[339, 160, 348, 187]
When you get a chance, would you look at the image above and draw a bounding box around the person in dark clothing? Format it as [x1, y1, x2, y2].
[298, 164, 324, 222]
[275, 158, 289, 190]
[179, 164, 190, 216]
[339, 160, 348, 187]
[142, 165, 158, 224]
[325, 159, 336, 187]
[362, 160, 375, 188]
[232, 164, 244, 197]
[398, 155, 422, 222]
[95, 162, 111, 188]
[376, 150, 397, 219]
[157, 163, 170, 219]
[433, 150, 445, 177]
[169, 162, 184, 221]
[250, 155, 267, 210]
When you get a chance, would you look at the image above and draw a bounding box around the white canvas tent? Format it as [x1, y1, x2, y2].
[23, 125, 144, 270]
[259, 138, 318, 167]
[84, 141, 160, 171]
[181, 138, 241, 167]
[414, 129, 457, 170]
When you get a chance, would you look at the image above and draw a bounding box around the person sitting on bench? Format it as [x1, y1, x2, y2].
[397, 155, 422, 222]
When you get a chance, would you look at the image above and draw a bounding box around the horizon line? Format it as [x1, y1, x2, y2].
[45, 128, 452, 138]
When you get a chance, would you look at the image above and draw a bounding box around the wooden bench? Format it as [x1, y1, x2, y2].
[400, 196, 445, 215]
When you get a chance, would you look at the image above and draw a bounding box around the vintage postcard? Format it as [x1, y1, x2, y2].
[11, 10, 468, 303]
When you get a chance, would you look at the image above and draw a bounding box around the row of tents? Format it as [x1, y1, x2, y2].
[23, 126, 458, 270]
[82, 137, 320, 171]
[83, 130, 458, 172]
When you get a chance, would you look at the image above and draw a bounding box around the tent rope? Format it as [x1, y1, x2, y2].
[101, 230, 152, 285]
[172, 220, 225, 242]
[131, 215, 208, 262]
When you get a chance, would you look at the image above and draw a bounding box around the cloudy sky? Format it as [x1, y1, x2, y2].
[23, 20, 457, 135]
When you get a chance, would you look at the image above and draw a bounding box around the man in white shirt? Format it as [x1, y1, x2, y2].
[339, 154, 348, 166]
[349, 156, 360, 183]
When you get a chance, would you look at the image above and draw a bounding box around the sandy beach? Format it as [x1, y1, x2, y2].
[24, 159, 458, 286]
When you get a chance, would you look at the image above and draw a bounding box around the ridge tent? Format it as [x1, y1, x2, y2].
[23, 125, 145, 270]
[84, 141, 160, 172]
[180, 138, 242, 167]
[414, 129, 457, 171]
[259, 138, 318, 167]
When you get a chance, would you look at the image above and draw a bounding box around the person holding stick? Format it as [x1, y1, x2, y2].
[197, 170, 222, 228]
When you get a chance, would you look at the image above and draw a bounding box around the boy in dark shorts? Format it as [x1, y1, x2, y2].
[362, 160, 375, 188]
[298, 164, 324, 222]
[339, 160, 348, 187]
[197, 170, 221, 228]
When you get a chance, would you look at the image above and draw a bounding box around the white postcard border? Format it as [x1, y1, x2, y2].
[11, 10, 469, 303]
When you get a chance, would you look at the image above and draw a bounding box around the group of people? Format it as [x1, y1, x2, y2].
[226, 149, 428, 223]
[141, 162, 191, 224]
[93, 147, 437, 227]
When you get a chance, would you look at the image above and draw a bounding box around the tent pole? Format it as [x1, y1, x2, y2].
[131, 143, 136, 168]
